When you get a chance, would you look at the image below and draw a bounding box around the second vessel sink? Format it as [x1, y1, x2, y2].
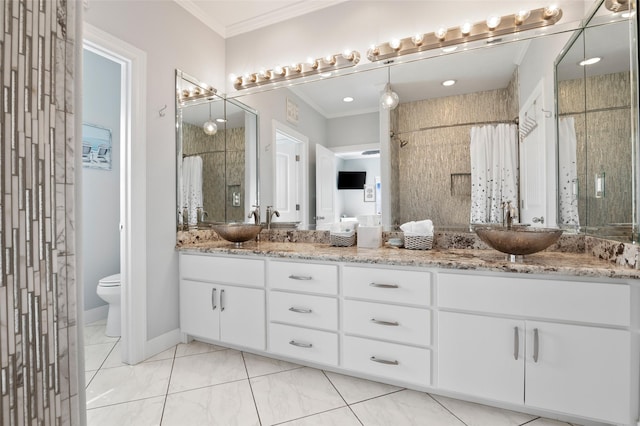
[475, 226, 563, 256]
[212, 223, 262, 247]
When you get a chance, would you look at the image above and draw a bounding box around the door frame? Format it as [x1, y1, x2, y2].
[272, 120, 309, 228]
[83, 24, 147, 364]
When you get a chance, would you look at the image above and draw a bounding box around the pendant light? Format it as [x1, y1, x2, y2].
[380, 67, 399, 110]
[203, 102, 217, 135]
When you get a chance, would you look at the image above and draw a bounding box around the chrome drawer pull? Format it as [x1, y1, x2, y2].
[533, 328, 539, 363]
[289, 307, 313, 314]
[220, 289, 225, 312]
[369, 282, 399, 289]
[211, 288, 217, 311]
[370, 356, 399, 365]
[370, 318, 399, 326]
[289, 340, 313, 348]
[514, 326, 519, 360]
[288, 275, 313, 281]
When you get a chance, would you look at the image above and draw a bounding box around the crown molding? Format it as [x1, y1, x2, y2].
[174, 0, 227, 38]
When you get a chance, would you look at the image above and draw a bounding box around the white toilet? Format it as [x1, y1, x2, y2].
[97, 273, 121, 337]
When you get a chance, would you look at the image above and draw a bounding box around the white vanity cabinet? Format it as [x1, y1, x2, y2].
[438, 272, 634, 425]
[179, 254, 266, 350]
[267, 260, 339, 366]
[342, 266, 433, 386]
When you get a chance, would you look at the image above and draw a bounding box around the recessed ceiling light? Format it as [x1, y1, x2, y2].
[579, 57, 601, 66]
[622, 11, 635, 18]
[442, 46, 458, 53]
[216, 118, 227, 123]
[343, 96, 354, 103]
[442, 80, 456, 87]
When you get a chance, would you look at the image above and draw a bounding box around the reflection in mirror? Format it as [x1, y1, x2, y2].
[176, 70, 258, 229]
[556, 4, 636, 241]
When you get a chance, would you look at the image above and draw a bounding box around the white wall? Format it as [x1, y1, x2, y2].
[327, 112, 379, 148]
[85, 1, 225, 340]
[82, 50, 121, 312]
[225, 1, 589, 93]
[338, 158, 380, 217]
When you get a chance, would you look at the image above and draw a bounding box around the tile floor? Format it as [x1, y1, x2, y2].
[84, 321, 580, 426]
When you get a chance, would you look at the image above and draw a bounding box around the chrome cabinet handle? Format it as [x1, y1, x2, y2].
[289, 340, 312, 348]
[289, 307, 313, 314]
[211, 288, 217, 310]
[369, 282, 399, 289]
[370, 318, 399, 326]
[220, 289, 225, 312]
[514, 327, 519, 360]
[533, 328, 539, 363]
[288, 275, 313, 281]
[370, 356, 399, 365]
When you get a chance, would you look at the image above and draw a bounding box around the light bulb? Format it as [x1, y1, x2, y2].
[389, 39, 401, 50]
[486, 15, 501, 30]
[273, 66, 285, 77]
[290, 63, 302, 73]
[460, 21, 472, 36]
[544, 5, 560, 19]
[515, 10, 531, 25]
[368, 45, 380, 57]
[411, 33, 424, 46]
[435, 26, 447, 41]
[380, 84, 399, 110]
[342, 50, 355, 61]
[203, 120, 217, 135]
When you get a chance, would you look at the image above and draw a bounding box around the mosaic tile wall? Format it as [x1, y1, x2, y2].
[1, 1, 80, 425]
[182, 122, 246, 223]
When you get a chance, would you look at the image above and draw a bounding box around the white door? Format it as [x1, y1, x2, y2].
[519, 83, 546, 226]
[179, 280, 220, 341]
[275, 137, 301, 222]
[438, 312, 525, 405]
[525, 321, 631, 424]
[219, 285, 265, 350]
[315, 144, 337, 229]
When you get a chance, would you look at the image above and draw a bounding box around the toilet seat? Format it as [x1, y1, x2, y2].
[98, 273, 121, 287]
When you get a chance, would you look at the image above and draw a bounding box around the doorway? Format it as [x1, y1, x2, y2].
[273, 121, 308, 228]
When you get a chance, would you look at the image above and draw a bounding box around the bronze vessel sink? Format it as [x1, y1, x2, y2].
[212, 223, 262, 247]
[474, 226, 563, 256]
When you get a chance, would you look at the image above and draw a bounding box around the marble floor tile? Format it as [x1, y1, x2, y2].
[175, 340, 227, 357]
[323, 370, 402, 404]
[101, 341, 127, 369]
[84, 342, 117, 371]
[86, 359, 173, 409]
[83, 324, 119, 346]
[278, 407, 362, 426]
[351, 390, 465, 426]
[86, 396, 165, 426]
[242, 352, 302, 378]
[145, 345, 176, 363]
[524, 418, 577, 426]
[162, 380, 259, 426]
[250, 367, 346, 425]
[431, 394, 536, 426]
[168, 349, 247, 393]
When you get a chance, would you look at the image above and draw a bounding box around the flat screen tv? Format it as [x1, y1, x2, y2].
[337, 171, 366, 189]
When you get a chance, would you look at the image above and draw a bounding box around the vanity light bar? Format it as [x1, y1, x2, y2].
[605, 0, 633, 12]
[233, 50, 361, 90]
[367, 7, 563, 62]
[177, 74, 217, 105]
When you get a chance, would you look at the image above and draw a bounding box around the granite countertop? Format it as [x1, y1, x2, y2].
[177, 240, 640, 280]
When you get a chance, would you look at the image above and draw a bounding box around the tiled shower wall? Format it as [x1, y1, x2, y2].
[1, 1, 80, 425]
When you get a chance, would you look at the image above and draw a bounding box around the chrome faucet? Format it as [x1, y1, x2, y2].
[502, 201, 516, 230]
[266, 206, 280, 230]
[248, 205, 260, 225]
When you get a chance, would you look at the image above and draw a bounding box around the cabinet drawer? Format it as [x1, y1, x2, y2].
[180, 254, 265, 287]
[269, 261, 338, 295]
[343, 336, 431, 386]
[270, 292, 338, 330]
[438, 273, 630, 326]
[343, 267, 431, 306]
[344, 300, 431, 346]
[269, 323, 338, 366]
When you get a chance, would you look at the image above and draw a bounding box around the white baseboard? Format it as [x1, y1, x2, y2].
[145, 328, 181, 361]
[84, 305, 108, 325]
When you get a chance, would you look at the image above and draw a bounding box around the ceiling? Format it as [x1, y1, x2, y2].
[174, 0, 348, 38]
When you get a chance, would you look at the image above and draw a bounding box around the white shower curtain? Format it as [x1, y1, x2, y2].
[558, 117, 580, 226]
[181, 156, 203, 226]
[470, 124, 519, 224]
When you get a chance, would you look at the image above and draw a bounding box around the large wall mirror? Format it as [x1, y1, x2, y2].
[556, 0, 639, 242]
[176, 70, 258, 229]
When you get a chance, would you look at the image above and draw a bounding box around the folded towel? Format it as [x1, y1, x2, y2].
[400, 220, 434, 236]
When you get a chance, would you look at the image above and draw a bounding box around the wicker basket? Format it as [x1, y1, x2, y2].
[330, 231, 356, 247]
[403, 233, 433, 250]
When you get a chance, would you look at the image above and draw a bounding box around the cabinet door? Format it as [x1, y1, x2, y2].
[525, 321, 631, 425]
[219, 285, 266, 350]
[438, 312, 524, 405]
[180, 279, 220, 341]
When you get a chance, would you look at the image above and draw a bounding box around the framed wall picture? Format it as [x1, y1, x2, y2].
[82, 123, 112, 170]
[364, 184, 375, 202]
